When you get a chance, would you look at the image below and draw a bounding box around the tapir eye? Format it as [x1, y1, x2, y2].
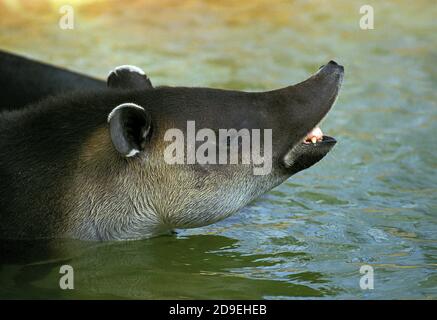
[226, 136, 244, 149]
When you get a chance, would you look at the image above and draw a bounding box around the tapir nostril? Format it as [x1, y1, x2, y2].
[317, 60, 344, 75]
[323, 60, 344, 74]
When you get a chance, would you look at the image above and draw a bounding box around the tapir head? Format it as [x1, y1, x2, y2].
[99, 61, 343, 234]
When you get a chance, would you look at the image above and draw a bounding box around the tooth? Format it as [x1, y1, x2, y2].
[311, 137, 317, 144]
[313, 127, 323, 139]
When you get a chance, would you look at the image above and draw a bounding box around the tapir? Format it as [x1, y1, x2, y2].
[0, 50, 343, 240]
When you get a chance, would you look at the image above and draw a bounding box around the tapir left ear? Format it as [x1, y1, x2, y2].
[107, 65, 153, 89]
[107, 103, 152, 157]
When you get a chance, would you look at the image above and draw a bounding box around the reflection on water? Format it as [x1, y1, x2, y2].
[0, 0, 436, 299]
[0, 236, 336, 299]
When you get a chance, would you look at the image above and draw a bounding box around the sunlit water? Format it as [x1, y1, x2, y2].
[0, 0, 436, 299]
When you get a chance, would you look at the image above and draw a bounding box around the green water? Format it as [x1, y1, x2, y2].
[0, 0, 436, 299]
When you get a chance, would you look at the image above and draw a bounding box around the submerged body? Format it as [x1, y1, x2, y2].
[0, 51, 343, 240]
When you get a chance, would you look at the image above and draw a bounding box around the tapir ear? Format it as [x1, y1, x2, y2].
[107, 103, 151, 157]
[107, 65, 153, 89]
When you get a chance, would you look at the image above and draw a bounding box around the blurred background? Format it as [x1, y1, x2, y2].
[0, 0, 436, 299]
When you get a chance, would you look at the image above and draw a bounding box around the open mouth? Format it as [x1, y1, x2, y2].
[282, 60, 343, 171]
[283, 126, 337, 173]
[302, 126, 336, 145]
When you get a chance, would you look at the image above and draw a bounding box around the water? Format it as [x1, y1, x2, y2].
[0, 0, 436, 299]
